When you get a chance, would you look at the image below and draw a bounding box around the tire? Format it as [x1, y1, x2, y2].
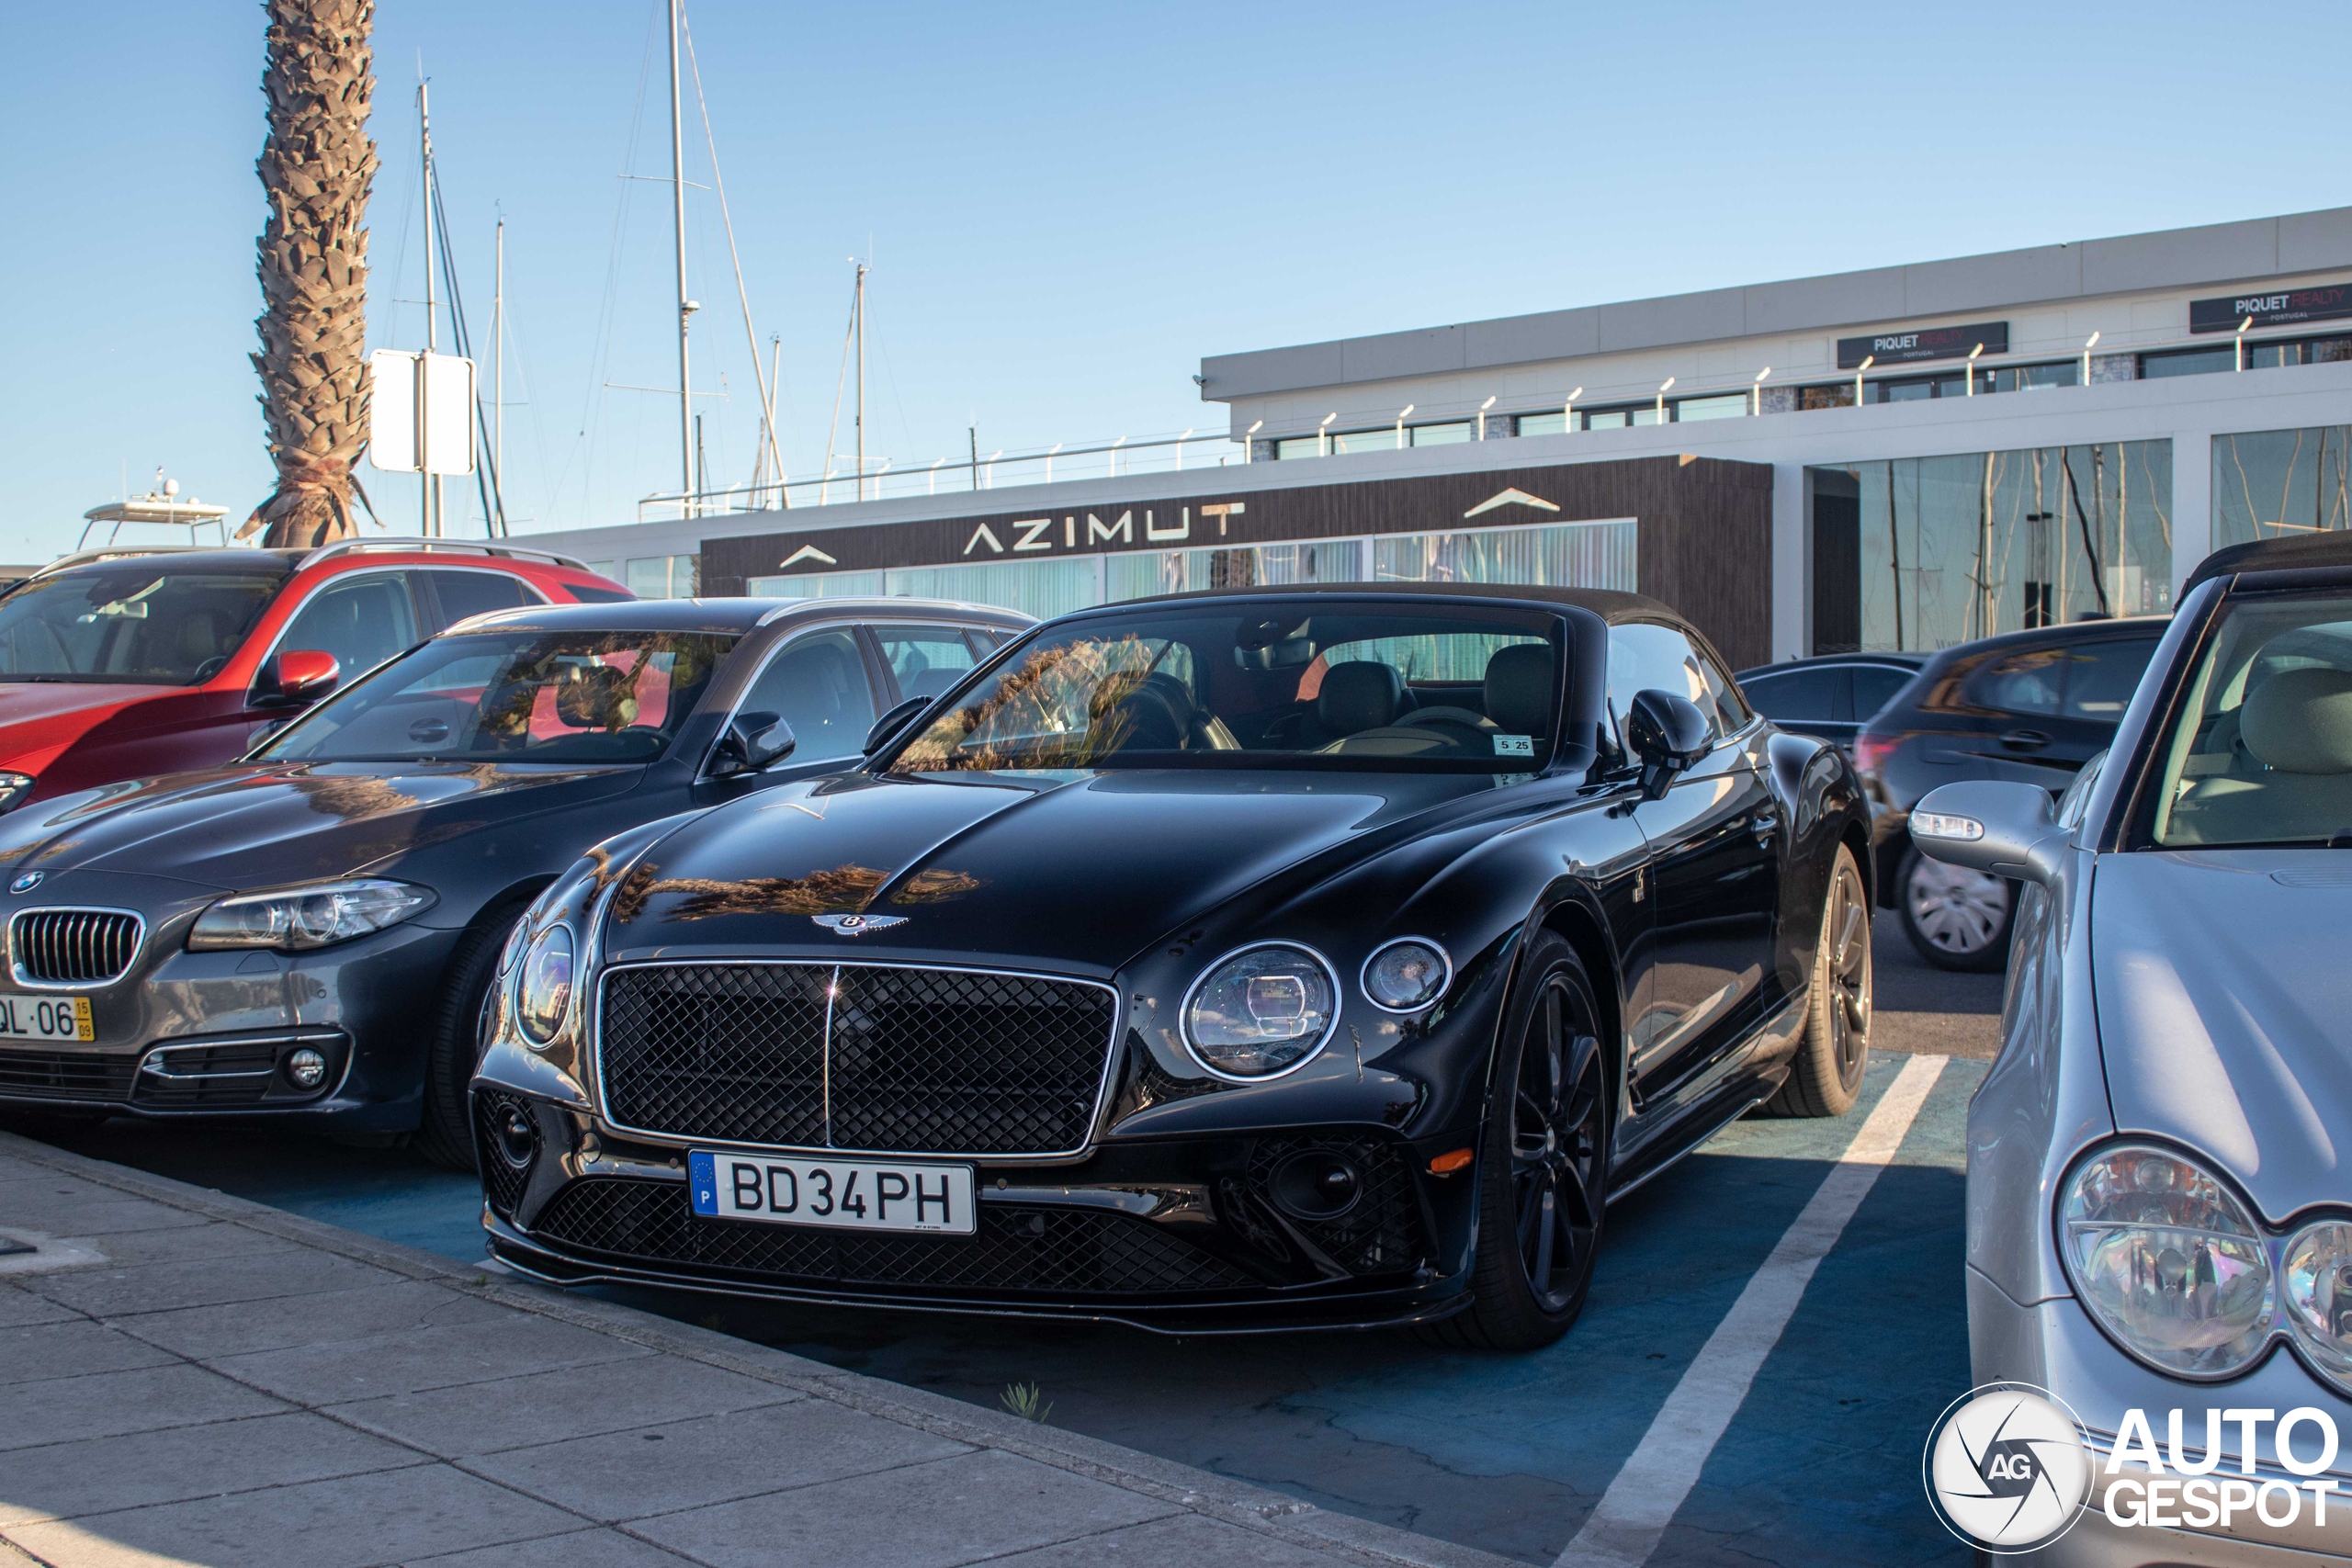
[412, 903, 525, 1173]
[1418, 930, 1609, 1352]
[1763, 845, 1872, 1118]
[1898, 845, 2015, 973]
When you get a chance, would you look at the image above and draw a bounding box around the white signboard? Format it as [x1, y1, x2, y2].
[368, 350, 475, 476]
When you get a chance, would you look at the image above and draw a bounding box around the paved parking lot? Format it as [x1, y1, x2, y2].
[10, 914, 2001, 1567]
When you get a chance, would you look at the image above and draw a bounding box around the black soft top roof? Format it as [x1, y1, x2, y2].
[2185, 532, 2352, 594]
[1095, 580, 1677, 624]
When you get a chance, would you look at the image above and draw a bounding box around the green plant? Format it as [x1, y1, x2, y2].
[1000, 1381, 1053, 1423]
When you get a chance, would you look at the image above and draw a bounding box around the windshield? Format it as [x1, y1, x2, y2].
[260, 629, 734, 765]
[0, 569, 283, 684]
[885, 599, 1564, 775]
[2149, 591, 2352, 849]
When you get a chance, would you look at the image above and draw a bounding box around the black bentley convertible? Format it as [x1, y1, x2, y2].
[474, 584, 1873, 1348]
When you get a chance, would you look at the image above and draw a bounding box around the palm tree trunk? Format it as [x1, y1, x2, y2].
[243, 0, 379, 549]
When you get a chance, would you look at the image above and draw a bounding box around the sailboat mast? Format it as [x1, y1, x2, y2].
[854, 262, 865, 503]
[419, 80, 437, 536]
[667, 0, 693, 516]
[493, 215, 503, 535]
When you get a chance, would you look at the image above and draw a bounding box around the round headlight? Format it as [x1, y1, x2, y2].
[2060, 1144, 2275, 1376]
[1362, 938, 1451, 1012]
[1182, 943, 1338, 1079]
[515, 925, 576, 1047]
[2281, 1222, 2352, 1391]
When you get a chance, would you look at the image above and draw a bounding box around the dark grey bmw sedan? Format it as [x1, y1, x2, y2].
[0, 594, 1027, 1167]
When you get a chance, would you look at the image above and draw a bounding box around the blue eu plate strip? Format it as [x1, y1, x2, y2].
[688, 1150, 718, 1215]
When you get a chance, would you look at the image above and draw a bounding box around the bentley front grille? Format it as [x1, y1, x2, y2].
[11, 908, 143, 987]
[596, 963, 1118, 1159]
[526, 1178, 1258, 1297]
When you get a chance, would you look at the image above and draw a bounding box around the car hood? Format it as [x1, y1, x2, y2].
[0, 761, 642, 897]
[2093, 851, 2352, 1222]
[603, 767, 1505, 974]
[0, 681, 176, 766]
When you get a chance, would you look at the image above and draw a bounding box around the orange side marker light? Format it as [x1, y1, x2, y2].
[1429, 1148, 1474, 1176]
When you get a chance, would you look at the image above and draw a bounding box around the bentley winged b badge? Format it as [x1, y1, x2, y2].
[811, 913, 907, 936]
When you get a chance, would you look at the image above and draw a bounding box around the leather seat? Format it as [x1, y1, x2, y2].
[1315, 661, 1408, 738]
[1484, 644, 1555, 736]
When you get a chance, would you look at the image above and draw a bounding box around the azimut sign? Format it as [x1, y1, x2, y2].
[956, 502, 1247, 558]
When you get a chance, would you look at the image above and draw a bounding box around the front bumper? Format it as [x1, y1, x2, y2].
[474, 1092, 1476, 1334]
[1969, 1267, 2352, 1564]
[0, 877, 459, 1129]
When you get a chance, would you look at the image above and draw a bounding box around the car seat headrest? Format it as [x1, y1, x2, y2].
[1484, 644, 1555, 737]
[1317, 661, 1406, 736]
[2243, 666, 2352, 773]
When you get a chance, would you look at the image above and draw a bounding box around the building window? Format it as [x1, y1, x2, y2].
[887, 558, 1102, 620]
[626, 555, 699, 599]
[2142, 345, 2235, 378]
[1808, 441, 2173, 654]
[2212, 425, 2352, 546]
[1373, 518, 1636, 594]
[1103, 540, 1358, 601]
[1675, 394, 1748, 422]
[1801, 385, 1857, 411]
[747, 570, 885, 598]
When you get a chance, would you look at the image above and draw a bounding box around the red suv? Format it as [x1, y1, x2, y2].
[0, 539, 630, 814]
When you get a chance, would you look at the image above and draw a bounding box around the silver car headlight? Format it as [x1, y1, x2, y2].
[514, 924, 577, 1047]
[2060, 1144, 2276, 1377]
[1182, 943, 1338, 1079]
[1361, 938, 1451, 1012]
[2281, 1222, 2352, 1393]
[187, 878, 437, 952]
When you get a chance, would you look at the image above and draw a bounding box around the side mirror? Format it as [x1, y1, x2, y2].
[1625, 688, 1713, 799]
[865, 695, 929, 754]
[709, 709, 796, 777]
[1909, 780, 2067, 886]
[254, 649, 340, 709]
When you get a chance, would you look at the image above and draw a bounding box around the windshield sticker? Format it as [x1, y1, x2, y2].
[1494, 734, 1534, 758]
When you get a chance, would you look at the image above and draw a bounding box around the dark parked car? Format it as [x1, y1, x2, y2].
[0, 596, 1028, 1168]
[1854, 617, 2165, 970]
[0, 539, 630, 818]
[474, 583, 1874, 1348]
[1733, 651, 1925, 751]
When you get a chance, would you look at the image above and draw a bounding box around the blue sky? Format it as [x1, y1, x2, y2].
[2, 0, 2346, 560]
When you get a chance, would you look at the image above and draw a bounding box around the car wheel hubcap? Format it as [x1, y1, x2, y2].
[1511, 978, 1604, 1314]
[1906, 857, 2009, 953]
[1826, 861, 1871, 1088]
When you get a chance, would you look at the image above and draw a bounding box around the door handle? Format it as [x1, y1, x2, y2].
[1999, 728, 2052, 750]
[1751, 814, 1779, 844]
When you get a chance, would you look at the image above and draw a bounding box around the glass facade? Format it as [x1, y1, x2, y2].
[626, 555, 700, 599]
[744, 518, 1638, 625]
[2212, 425, 2352, 546]
[1809, 441, 2173, 654]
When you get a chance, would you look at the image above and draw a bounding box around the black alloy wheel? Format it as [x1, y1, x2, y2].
[413, 901, 528, 1173]
[1421, 929, 1608, 1351]
[1763, 845, 1871, 1117]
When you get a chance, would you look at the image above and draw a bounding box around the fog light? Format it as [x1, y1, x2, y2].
[285, 1048, 328, 1089]
[495, 1104, 538, 1170]
[1269, 1151, 1362, 1221]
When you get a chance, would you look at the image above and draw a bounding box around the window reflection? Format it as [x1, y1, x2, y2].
[2212, 425, 2352, 546]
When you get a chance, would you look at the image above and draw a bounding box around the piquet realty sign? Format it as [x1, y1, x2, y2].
[2190, 285, 2352, 333]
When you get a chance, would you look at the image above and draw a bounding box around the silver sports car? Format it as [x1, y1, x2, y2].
[1914, 532, 2352, 1564]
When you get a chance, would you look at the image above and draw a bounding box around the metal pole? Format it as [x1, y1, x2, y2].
[668, 0, 693, 515]
[420, 81, 436, 536]
[493, 216, 503, 534]
[854, 261, 866, 503]
[969, 425, 978, 491]
[766, 335, 784, 506]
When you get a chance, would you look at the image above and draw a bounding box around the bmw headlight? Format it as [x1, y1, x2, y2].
[187, 879, 437, 952]
[0, 773, 32, 814]
[1182, 943, 1338, 1079]
[1362, 938, 1451, 1012]
[2060, 1144, 2275, 1376]
[2281, 1222, 2352, 1393]
[514, 924, 576, 1046]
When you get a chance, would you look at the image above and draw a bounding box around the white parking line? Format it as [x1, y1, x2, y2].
[1555, 1053, 1951, 1568]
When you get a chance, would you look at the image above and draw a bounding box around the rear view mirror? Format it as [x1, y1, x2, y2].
[254, 649, 341, 709]
[865, 696, 929, 754]
[710, 709, 797, 777]
[1910, 780, 2066, 886]
[1626, 688, 1712, 799]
